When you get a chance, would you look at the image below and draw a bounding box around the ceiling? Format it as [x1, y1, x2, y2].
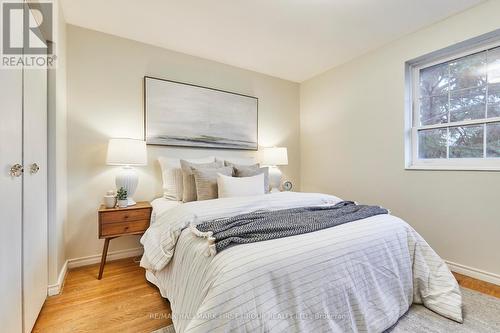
[61, 0, 484, 82]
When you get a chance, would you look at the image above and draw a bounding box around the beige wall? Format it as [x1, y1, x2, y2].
[66, 25, 300, 260]
[300, 1, 500, 276]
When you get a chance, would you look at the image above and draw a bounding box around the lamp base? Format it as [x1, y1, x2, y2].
[268, 166, 282, 193]
[115, 166, 138, 207]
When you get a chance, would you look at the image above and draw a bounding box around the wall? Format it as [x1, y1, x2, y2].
[66, 25, 300, 260]
[300, 0, 500, 278]
[47, 0, 67, 286]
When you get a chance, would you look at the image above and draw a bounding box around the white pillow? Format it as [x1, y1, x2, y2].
[217, 173, 265, 198]
[158, 156, 215, 201]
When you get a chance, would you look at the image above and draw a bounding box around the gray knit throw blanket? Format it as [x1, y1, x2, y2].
[190, 201, 388, 255]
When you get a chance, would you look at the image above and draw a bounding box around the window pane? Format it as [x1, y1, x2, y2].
[449, 52, 487, 90]
[420, 95, 448, 125]
[486, 123, 500, 157]
[418, 128, 447, 159]
[420, 63, 449, 97]
[488, 83, 500, 118]
[488, 47, 500, 85]
[449, 125, 484, 158]
[449, 87, 486, 122]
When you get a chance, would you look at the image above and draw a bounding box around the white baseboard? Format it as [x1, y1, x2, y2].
[67, 247, 144, 269]
[46, 247, 143, 296]
[47, 260, 68, 296]
[446, 260, 500, 286]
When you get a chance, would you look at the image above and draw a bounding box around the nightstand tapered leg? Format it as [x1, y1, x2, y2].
[98, 238, 111, 280]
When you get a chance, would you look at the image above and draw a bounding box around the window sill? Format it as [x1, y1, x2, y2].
[405, 164, 500, 171]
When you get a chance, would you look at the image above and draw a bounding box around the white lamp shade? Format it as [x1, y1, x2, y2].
[106, 138, 147, 166]
[261, 147, 288, 166]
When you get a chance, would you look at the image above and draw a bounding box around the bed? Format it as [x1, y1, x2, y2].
[141, 192, 462, 333]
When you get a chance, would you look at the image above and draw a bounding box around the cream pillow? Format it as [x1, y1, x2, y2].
[158, 156, 214, 201]
[180, 160, 223, 202]
[226, 162, 270, 193]
[193, 166, 233, 201]
[217, 173, 265, 198]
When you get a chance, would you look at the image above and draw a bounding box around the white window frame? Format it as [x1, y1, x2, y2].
[405, 32, 500, 171]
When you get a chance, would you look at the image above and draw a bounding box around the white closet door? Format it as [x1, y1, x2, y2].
[23, 64, 48, 332]
[0, 68, 24, 332]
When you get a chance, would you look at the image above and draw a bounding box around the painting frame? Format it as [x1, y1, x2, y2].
[143, 76, 259, 151]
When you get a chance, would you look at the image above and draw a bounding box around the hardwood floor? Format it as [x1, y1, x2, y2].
[453, 272, 500, 298]
[33, 258, 499, 333]
[33, 258, 171, 333]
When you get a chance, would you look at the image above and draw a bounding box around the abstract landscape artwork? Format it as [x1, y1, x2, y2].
[144, 77, 258, 150]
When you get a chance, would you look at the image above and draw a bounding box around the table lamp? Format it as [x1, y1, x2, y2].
[106, 138, 147, 206]
[261, 147, 288, 193]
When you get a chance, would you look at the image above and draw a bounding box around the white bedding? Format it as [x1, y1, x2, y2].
[141, 192, 462, 333]
[150, 198, 182, 224]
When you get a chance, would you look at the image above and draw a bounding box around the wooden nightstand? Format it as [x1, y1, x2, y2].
[97, 201, 152, 279]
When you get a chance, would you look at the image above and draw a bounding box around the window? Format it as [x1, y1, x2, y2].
[407, 41, 500, 170]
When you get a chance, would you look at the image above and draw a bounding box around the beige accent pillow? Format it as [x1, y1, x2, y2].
[226, 162, 269, 193]
[180, 160, 223, 202]
[224, 161, 259, 168]
[218, 157, 257, 166]
[158, 156, 215, 201]
[193, 166, 234, 201]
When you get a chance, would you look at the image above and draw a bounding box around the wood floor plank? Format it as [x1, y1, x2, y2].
[33, 257, 499, 332]
[33, 258, 171, 333]
[453, 272, 500, 298]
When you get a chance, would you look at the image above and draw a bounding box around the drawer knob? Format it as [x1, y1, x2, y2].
[124, 226, 129, 230]
[124, 215, 129, 219]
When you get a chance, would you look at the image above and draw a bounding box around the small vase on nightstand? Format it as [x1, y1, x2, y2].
[104, 190, 116, 208]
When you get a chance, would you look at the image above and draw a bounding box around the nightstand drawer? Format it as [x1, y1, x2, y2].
[100, 219, 149, 237]
[100, 209, 150, 224]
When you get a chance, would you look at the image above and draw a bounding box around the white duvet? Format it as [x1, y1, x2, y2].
[141, 192, 462, 333]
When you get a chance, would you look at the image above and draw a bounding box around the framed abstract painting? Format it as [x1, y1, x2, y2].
[144, 76, 258, 150]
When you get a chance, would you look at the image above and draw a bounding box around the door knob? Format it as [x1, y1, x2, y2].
[9, 164, 24, 177]
[30, 163, 40, 174]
